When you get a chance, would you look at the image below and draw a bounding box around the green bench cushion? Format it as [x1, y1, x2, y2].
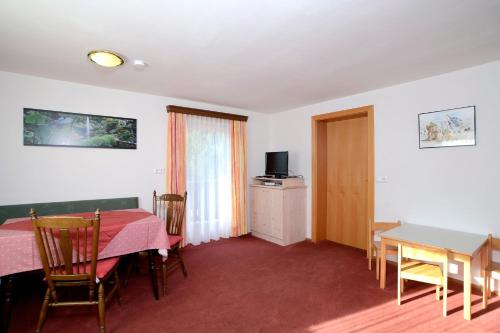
[0, 197, 139, 224]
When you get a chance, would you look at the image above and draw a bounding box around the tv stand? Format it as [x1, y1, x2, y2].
[250, 177, 306, 246]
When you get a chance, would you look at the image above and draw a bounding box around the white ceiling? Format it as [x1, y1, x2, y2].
[1, 0, 500, 113]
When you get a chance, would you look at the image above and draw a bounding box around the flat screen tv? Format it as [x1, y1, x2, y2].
[265, 151, 288, 178]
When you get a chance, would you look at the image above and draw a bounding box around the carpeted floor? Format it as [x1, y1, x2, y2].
[8, 236, 500, 332]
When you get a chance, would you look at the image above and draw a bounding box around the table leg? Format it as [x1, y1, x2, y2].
[463, 258, 471, 320]
[147, 250, 159, 300]
[481, 244, 487, 309]
[1, 275, 15, 333]
[380, 238, 387, 289]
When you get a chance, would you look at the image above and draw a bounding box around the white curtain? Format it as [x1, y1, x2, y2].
[185, 115, 232, 245]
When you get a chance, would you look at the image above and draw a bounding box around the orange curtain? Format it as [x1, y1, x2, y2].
[230, 120, 247, 236]
[167, 112, 187, 195]
[167, 112, 187, 243]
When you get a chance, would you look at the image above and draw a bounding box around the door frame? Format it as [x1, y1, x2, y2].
[311, 105, 374, 255]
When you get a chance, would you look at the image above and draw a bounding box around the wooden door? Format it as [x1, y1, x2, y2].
[325, 116, 368, 249]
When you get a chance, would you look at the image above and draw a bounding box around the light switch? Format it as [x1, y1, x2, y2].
[376, 176, 388, 183]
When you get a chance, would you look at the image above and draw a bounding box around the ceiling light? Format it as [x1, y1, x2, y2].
[87, 50, 124, 68]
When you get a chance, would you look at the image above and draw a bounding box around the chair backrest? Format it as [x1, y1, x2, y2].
[488, 234, 500, 251]
[370, 220, 401, 234]
[368, 220, 401, 248]
[30, 208, 100, 291]
[398, 243, 448, 265]
[487, 234, 500, 264]
[152, 191, 187, 236]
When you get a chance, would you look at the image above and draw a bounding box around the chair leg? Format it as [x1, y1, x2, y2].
[435, 285, 440, 301]
[397, 276, 401, 306]
[482, 271, 488, 309]
[487, 272, 492, 298]
[98, 283, 106, 333]
[401, 279, 404, 293]
[179, 250, 188, 278]
[89, 284, 95, 303]
[368, 249, 372, 271]
[443, 282, 447, 317]
[376, 250, 380, 281]
[35, 288, 51, 333]
[114, 270, 123, 306]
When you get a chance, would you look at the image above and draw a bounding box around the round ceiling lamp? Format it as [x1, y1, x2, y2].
[87, 50, 124, 68]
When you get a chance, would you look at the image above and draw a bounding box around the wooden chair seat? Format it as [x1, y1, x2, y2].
[168, 234, 183, 247]
[401, 260, 443, 285]
[90, 257, 120, 280]
[43, 257, 119, 281]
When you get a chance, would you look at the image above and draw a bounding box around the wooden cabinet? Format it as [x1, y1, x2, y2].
[250, 177, 306, 246]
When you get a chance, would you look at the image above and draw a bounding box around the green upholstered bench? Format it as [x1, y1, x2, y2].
[0, 197, 139, 224]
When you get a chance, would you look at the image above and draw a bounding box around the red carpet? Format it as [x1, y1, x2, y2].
[8, 236, 500, 332]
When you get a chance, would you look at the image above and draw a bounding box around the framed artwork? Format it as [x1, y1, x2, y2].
[418, 106, 476, 149]
[23, 108, 137, 149]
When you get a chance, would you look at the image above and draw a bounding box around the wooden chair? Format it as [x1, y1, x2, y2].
[30, 209, 121, 333]
[483, 234, 500, 309]
[397, 243, 449, 317]
[368, 220, 401, 280]
[153, 190, 188, 295]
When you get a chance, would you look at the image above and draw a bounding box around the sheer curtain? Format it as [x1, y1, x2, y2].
[185, 115, 232, 245]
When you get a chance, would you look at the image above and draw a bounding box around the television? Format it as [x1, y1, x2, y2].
[265, 151, 288, 178]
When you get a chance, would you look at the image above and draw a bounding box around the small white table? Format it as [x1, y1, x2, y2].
[380, 223, 488, 320]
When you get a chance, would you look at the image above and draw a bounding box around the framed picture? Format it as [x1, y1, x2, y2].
[23, 108, 137, 149]
[418, 106, 476, 149]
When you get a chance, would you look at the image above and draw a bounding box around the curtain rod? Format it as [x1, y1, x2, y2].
[166, 105, 248, 122]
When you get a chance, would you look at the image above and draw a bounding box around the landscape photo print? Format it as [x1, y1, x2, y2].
[23, 108, 137, 149]
[418, 106, 475, 148]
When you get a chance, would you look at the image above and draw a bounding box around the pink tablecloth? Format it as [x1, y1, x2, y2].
[0, 208, 170, 276]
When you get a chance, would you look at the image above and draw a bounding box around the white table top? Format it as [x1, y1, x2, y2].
[381, 223, 488, 256]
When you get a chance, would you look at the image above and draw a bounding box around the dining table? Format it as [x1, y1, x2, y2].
[0, 208, 170, 332]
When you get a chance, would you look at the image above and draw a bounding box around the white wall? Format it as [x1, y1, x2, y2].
[0, 71, 270, 218]
[270, 60, 500, 286]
